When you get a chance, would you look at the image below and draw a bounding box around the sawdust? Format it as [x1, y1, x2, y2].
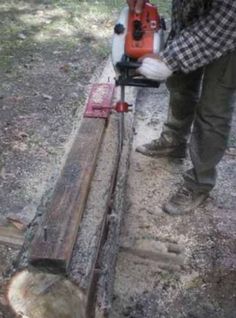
[111, 85, 236, 318]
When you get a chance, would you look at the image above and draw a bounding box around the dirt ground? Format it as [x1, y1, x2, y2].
[111, 85, 236, 318]
[0, 0, 118, 223]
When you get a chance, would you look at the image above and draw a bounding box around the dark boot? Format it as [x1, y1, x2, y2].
[136, 138, 187, 158]
[163, 185, 209, 216]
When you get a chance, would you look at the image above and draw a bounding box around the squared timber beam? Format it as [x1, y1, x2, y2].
[29, 84, 115, 273]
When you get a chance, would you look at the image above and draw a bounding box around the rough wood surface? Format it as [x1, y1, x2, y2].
[120, 238, 184, 270]
[0, 225, 24, 247]
[29, 118, 106, 273]
[68, 115, 120, 316]
[6, 60, 121, 318]
[7, 269, 86, 318]
[95, 113, 134, 318]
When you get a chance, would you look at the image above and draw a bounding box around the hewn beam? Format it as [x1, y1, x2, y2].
[29, 83, 115, 273]
[0, 225, 24, 247]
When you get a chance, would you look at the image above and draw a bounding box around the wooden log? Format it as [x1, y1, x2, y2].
[95, 113, 134, 318]
[6, 61, 135, 318]
[68, 115, 120, 317]
[29, 118, 106, 273]
[28, 81, 115, 273]
[7, 114, 120, 318]
[120, 238, 184, 269]
[0, 225, 24, 247]
[7, 269, 86, 318]
[4, 60, 118, 318]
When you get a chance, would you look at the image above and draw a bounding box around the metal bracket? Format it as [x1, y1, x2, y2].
[84, 83, 115, 119]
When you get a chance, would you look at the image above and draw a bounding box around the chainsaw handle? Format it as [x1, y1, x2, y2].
[116, 60, 142, 70]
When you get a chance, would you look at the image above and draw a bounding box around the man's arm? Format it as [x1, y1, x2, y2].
[160, 0, 236, 73]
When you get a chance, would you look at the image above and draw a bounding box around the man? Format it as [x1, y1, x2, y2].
[127, 0, 236, 215]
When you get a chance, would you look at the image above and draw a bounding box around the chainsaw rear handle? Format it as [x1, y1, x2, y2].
[116, 76, 160, 88]
[116, 60, 142, 71]
[116, 59, 161, 88]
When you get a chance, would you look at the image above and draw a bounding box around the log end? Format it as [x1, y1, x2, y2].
[7, 269, 86, 318]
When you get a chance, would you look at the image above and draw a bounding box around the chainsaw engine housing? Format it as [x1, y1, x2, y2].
[112, 2, 164, 73]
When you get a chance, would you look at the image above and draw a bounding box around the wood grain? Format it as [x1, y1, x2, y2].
[29, 118, 106, 273]
[0, 225, 24, 247]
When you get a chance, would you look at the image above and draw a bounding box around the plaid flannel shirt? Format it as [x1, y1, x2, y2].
[160, 0, 236, 73]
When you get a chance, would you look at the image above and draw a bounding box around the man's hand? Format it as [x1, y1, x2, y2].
[137, 55, 173, 81]
[127, 0, 146, 14]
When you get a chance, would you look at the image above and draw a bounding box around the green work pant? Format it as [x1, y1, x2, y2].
[162, 50, 236, 192]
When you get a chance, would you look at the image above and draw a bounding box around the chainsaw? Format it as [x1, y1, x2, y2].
[112, 0, 166, 113]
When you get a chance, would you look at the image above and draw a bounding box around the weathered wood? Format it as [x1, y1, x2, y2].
[7, 61, 122, 318]
[120, 238, 184, 269]
[95, 113, 134, 318]
[67, 115, 120, 318]
[7, 269, 86, 318]
[7, 114, 120, 318]
[0, 225, 24, 247]
[29, 118, 106, 273]
[68, 116, 119, 281]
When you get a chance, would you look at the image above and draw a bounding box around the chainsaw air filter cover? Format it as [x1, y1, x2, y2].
[112, 2, 165, 73]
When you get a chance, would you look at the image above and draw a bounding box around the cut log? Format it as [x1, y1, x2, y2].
[7, 114, 121, 318]
[29, 118, 106, 273]
[29, 82, 115, 273]
[68, 115, 120, 317]
[7, 269, 86, 318]
[95, 113, 134, 318]
[120, 238, 184, 269]
[6, 60, 136, 318]
[0, 225, 24, 247]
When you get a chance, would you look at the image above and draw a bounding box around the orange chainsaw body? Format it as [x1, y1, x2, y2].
[125, 1, 161, 59]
